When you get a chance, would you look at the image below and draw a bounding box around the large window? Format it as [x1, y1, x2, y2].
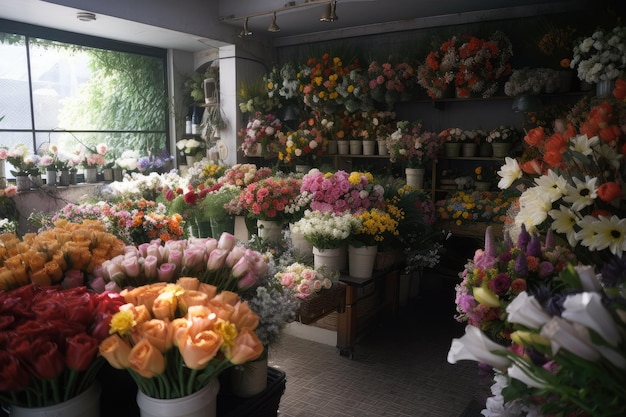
[0, 19, 169, 176]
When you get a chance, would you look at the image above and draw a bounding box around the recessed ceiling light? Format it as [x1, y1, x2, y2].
[76, 12, 97, 22]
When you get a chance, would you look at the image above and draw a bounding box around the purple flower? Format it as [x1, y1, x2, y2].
[538, 261, 554, 278]
[514, 251, 528, 277]
[600, 254, 626, 288]
[517, 224, 530, 249]
[527, 234, 541, 257]
[488, 273, 511, 295]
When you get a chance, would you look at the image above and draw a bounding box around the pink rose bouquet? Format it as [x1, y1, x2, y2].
[275, 262, 336, 299]
[236, 176, 302, 222]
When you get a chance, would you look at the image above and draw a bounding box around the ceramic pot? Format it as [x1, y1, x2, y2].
[257, 219, 283, 243]
[405, 168, 425, 189]
[8, 383, 101, 417]
[136, 378, 219, 417]
[491, 143, 511, 158]
[348, 244, 378, 279]
[349, 140, 362, 155]
[377, 140, 389, 156]
[84, 168, 98, 183]
[362, 140, 376, 155]
[228, 356, 268, 398]
[337, 140, 350, 155]
[444, 142, 461, 157]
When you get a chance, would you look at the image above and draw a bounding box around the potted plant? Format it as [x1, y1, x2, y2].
[486, 125, 520, 157]
[6, 143, 39, 191]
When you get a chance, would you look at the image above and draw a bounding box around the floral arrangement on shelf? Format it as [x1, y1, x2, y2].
[537, 24, 577, 69]
[0, 185, 18, 228]
[176, 138, 205, 157]
[386, 120, 440, 168]
[504, 68, 560, 96]
[448, 226, 625, 417]
[300, 52, 361, 109]
[339, 68, 372, 113]
[455, 31, 513, 98]
[275, 262, 337, 299]
[300, 169, 385, 214]
[102, 171, 180, 202]
[367, 59, 416, 107]
[37, 144, 68, 172]
[438, 127, 469, 143]
[199, 163, 229, 186]
[0, 284, 125, 408]
[417, 36, 459, 99]
[435, 191, 516, 226]
[238, 77, 281, 115]
[218, 164, 273, 189]
[265, 62, 301, 102]
[486, 125, 520, 144]
[137, 149, 174, 173]
[82, 143, 107, 168]
[277, 127, 326, 165]
[116, 150, 142, 172]
[291, 210, 357, 250]
[0, 220, 125, 290]
[497, 93, 626, 267]
[5, 143, 38, 176]
[239, 112, 283, 158]
[350, 208, 398, 247]
[236, 176, 301, 223]
[100, 276, 264, 400]
[472, 165, 497, 185]
[92, 233, 268, 294]
[570, 25, 626, 83]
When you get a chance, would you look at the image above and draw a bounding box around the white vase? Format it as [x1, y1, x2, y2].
[377, 140, 389, 156]
[8, 383, 101, 417]
[349, 140, 362, 155]
[136, 378, 219, 417]
[596, 79, 616, 97]
[405, 168, 425, 189]
[348, 244, 378, 279]
[46, 169, 56, 186]
[362, 140, 376, 155]
[337, 140, 349, 155]
[257, 219, 283, 243]
[289, 223, 313, 262]
[295, 164, 312, 174]
[313, 246, 345, 273]
[229, 355, 268, 398]
[185, 155, 196, 166]
[0, 159, 6, 188]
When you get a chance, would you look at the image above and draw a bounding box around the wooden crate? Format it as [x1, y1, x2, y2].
[296, 282, 346, 325]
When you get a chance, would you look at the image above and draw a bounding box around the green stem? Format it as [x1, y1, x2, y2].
[64, 369, 78, 402]
[186, 369, 199, 397]
[49, 378, 60, 405]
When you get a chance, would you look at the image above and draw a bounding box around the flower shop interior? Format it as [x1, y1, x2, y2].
[1, 0, 626, 416]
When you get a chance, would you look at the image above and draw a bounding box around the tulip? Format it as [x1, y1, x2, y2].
[167, 249, 183, 270]
[143, 255, 158, 280]
[104, 281, 122, 293]
[507, 363, 547, 389]
[66, 333, 99, 371]
[152, 290, 178, 320]
[237, 271, 259, 290]
[540, 317, 601, 361]
[158, 263, 176, 282]
[122, 256, 140, 278]
[447, 326, 512, 369]
[135, 319, 171, 353]
[90, 276, 107, 293]
[0, 352, 29, 391]
[128, 339, 166, 378]
[230, 301, 259, 330]
[146, 244, 163, 264]
[99, 334, 132, 369]
[183, 248, 205, 272]
[106, 261, 126, 284]
[562, 292, 622, 347]
[231, 256, 251, 278]
[137, 243, 151, 258]
[217, 232, 237, 251]
[207, 248, 229, 270]
[224, 328, 264, 365]
[472, 285, 500, 308]
[225, 245, 246, 268]
[506, 291, 551, 329]
[178, 330, 222, 370]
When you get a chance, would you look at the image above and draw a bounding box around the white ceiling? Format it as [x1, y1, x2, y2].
[0, 0, 594, 51]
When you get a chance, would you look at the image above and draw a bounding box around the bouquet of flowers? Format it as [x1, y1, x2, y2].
[236, 176, 301, 222]
[538, 24, 577, 69]
[448, 226, 625, 417]
[265, 62, 301, 101]
[350, 208, 398, 247]
[301, 52, 360, 109]
[100, 276, 264, 399]
[435, 190, 517, 226]
[438, 127, 469, 143]
[291, 210, 357, 249]
[386, 120, 440, 168]
[0, 284, 125, 408]
[0, 219, 125, 290]
[137, 149, 174, 173]
[300, 169, 385, 214]
[417, 36, 459, 99]
[367, 59, 415, 106]
[504, 68, 561, 96]
[485, 125, 520, 143]
[239, 112, 283, 157]
[176, 138, 205, 157]
[275, 262, 337, 299]
[277, 127, 326, 165]
[238, 77, 281, 115]
[455, 31, 512, 98]
[570, 25, 626, 83]
[82, 143, 107, 168]
[218, 164, 273, 189]
[5, 143, 38, 176]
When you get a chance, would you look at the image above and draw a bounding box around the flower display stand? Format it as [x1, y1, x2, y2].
[296, 281, 346, 325]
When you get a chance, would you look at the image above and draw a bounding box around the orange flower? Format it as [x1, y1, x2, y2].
[99, 334, 132, 369]
[224, 328, 264, 365]
[544, 150, 563, 167]
[597, 181, 622, 203]
[614, 78, 626, 101]
[128, 339, 166, 378]
[178, 330, 223, 370]
[524, 127, 545, 147]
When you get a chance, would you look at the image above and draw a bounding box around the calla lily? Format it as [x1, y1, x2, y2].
[573, 265, 602, 292]
[540, 317, 601, 361]
[447, 326, 511, 369]
[507, 363, 547, 389]
[562, 292, 622, 347]
[473, 285, 500, 308]
[506, 291, 551, 329]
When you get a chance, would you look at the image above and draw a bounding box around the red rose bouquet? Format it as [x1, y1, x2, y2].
[0, 284, 125, 408]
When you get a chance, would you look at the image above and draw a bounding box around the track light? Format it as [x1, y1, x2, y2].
[76, 12, 96, 22]
[268, 12, 280, 32]
[239, 17, 253, 37]
[320, 0, 338, 22]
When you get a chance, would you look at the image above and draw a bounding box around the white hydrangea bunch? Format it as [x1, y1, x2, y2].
[570, 26, 626, 83]
[504, 68, 560, 96]
[291, 210, 357, 249]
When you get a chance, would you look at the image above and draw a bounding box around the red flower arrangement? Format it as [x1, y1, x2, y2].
[0, 284, 124, 408]
[417, 37, 459, 99]
[236, 177, 302, 222]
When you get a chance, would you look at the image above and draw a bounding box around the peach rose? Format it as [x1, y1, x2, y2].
[99, 334, 132, 369]
[186, 305, 219, 334]
[213, 291, 239, 306]
[128, 339, 166, 378]
[198, 283, 217, 299]
[178, 290, 210, 315]
[134, 319, 171, 353]
[207, 299, 234, 321]
[119, 303, 151, 326]
[169, 318, 190, 347]
[224, 328, 264, 365]
[152, 290, 178, 320]
[178, 330, 223, 370]
[176, 277, 201, 291]
[230, 301, 259, 331]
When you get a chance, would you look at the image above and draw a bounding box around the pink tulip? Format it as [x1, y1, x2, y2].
[122, 257, 140, 278]
[225, 246, 246, 268]
[206, 248, 228, 270]
[106, 261, 126, 283]
[105, 281, 122, 293]
[231, 257, 251, 278]
[237, 271, 259, 289]
[144, 255, 158, 280]
[90, 276, 107, 293]
[146, 244, 163, 264]
[158, 263, 176, 282]
[203, 238, 219, 253]
[217, 232, 237, 251]
[183, 248, 205, 271]
[167, 249, 183, 270]
[137, 243, 151, 258]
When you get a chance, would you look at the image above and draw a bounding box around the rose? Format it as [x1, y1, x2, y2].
[224, 328, 264, 365]
[66, 333, 99, 371]
[229, 301, 259, 330]
[28, 339, 66, 380]
[134, 319, 171, 353]
[178, 330, 223, 370]
[0, 351, 29, 391]
[128, 339, 166, 378]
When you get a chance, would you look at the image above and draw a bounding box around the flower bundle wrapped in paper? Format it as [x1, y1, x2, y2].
[0, 220, 125, 290]
[0, 284, 125, 408]
[100, 276, 264, 399]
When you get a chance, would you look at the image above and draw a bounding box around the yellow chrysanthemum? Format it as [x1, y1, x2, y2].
[214, 320, 238, 347]
[109, 310, 136, 335]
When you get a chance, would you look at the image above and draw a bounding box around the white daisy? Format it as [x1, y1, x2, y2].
[497, 157, 522, 189]
[516, 187, 553, 229]
[569, 134, 599, 156]
[590, 215, 626, 257]
[563, 175, 598, 212]
[534, 170, 568, 203]
[575, 215, 600, 251]
[548, 205, 581, 247]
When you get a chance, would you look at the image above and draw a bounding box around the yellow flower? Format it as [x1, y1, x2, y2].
[214, 320, 238, 348]
[109, 310, 136, 335]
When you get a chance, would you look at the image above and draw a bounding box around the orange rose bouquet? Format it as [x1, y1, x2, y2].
[99, 276, 264, 399]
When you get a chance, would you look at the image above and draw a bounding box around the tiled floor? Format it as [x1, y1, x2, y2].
[269, 272, 490, 417]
